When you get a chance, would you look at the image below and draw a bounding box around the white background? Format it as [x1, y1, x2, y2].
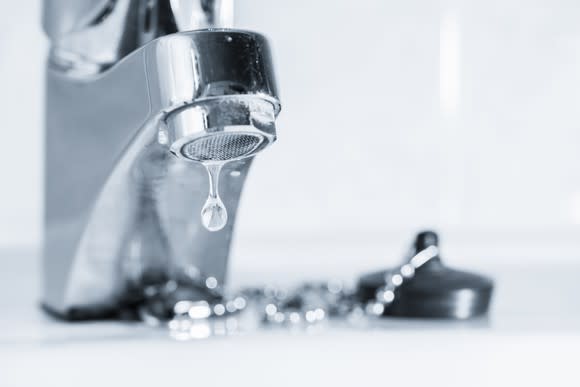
[1, 0, 580, 266]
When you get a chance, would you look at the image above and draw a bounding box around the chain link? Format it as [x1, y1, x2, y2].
[137, 245, 439, 335]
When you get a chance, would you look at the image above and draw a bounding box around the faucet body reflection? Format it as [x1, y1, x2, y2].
[42, 0, 280, 319]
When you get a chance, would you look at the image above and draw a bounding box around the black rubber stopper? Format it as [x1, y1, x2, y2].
[358, 231, 493, 319]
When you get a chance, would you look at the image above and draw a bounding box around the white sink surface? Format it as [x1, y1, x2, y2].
[1, 249, 579, 386]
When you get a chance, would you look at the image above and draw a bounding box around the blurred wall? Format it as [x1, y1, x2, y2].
[1, 0, 579, 265]
[0, 1, 44, 249]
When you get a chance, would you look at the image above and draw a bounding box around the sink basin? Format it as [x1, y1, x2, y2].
[1, 248, 578, 386]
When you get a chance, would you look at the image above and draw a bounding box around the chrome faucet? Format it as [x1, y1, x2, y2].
[42, 0, 280, 319]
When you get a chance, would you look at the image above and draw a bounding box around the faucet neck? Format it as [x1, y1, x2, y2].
[43, 0, 235, 74]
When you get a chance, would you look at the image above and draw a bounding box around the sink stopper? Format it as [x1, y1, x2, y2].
[357, 231, 494, 319]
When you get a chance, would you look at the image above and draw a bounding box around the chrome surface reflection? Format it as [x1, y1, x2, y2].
[43, 0, 235, 74]
[42, 1, 281, 319]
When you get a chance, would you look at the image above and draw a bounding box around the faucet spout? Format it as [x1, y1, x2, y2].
[43, 30, 280, 319]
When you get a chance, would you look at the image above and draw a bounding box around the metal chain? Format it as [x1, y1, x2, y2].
[138, 245, 439, 335]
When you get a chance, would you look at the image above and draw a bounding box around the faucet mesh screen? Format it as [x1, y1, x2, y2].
[181, 132, 263, 161]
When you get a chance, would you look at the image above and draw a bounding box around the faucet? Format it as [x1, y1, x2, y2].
[42, 0, 280, 319]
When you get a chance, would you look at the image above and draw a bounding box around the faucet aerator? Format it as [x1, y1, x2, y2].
[179, 132, 265, 162]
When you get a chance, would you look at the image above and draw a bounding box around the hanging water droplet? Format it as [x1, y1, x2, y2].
[200, 163, 228, 232]
[201, 198, 227, 231]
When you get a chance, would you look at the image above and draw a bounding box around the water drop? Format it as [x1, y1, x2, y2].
[200, 163, 228, 232]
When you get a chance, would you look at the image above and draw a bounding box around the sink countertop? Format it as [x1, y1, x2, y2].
[0, 248, 579, 386]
